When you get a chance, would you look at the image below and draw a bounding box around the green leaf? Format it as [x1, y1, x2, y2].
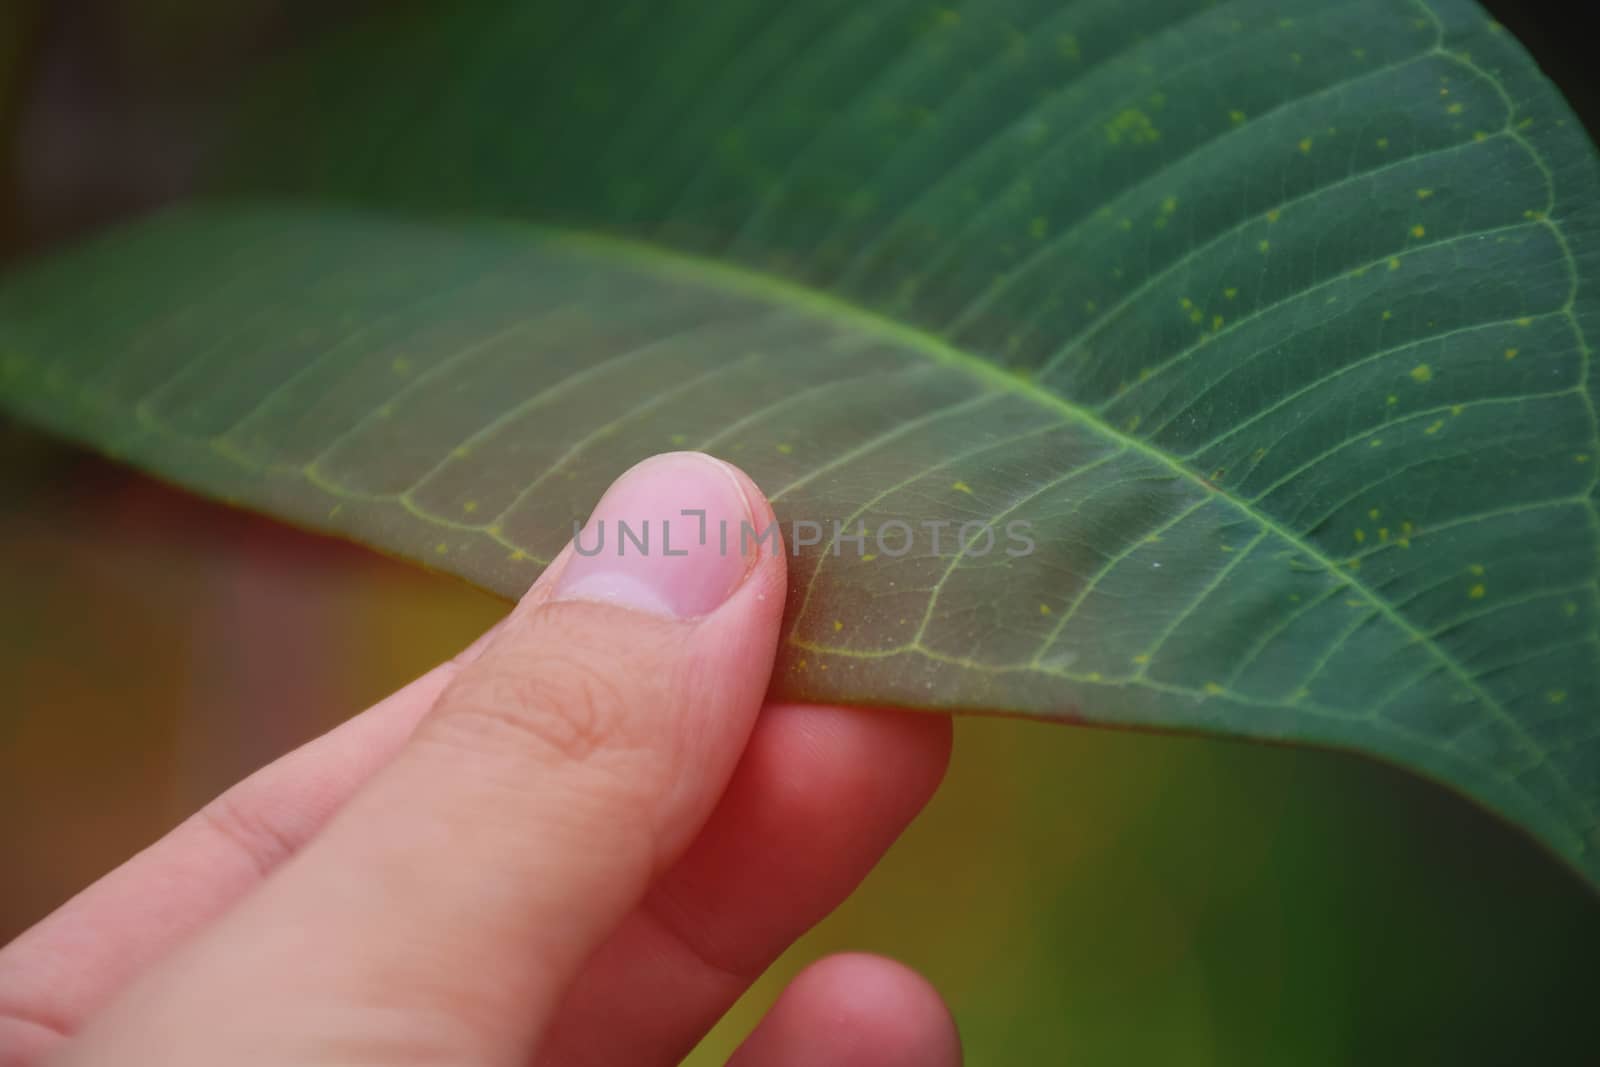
[3, 0, 1599, 883]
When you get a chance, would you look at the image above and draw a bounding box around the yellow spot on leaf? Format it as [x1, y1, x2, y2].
[1039, 603, 1052, 616]
[1411, 224, 1426, 238]
[1446, 102, 1464, 115]
[435, 543, 449, 555]
[1424, 419, 1444, 435]
[776, 443, 793, 454]
[1376, 137, 1390, 149]
[1386, 394, 1398, 406]
[833, 620, 844, 632]
[952, 481, 973, 494]
[1105, 109, 1160, 145]
[508, 549, 528, 561]
[1469, 584, 1486, 599]
[1369, 438, 1384, 448]
[1417, 188, 1434, 200]
[1029, 215, 1048, 239]
[1504, 347, 1519, 360]
[1266, 208, 1281, 223]
[1353, 529, 1366, 543]
[1547, 690, 1567, 704]
[1369, 508, 1381, 520]
[463, 500, 479, 514]
[1382, 310, 1393, 321]
[1132, 653, 1151, 665]
[391, 357, 412, 376]
[1229, 109, 1246, 125]
[1298, 137, 1313, 154]
[669, 433, 687, 446]
[1410, 364, 1433, 383]
[1516, 316, 1533, 327]
[1224, 287, 1238, 300]
[1563, 601, 1579, 617]
[1388, 257, 1401, 271]
[1204, 682, 1225, 696]
[1258, 239, 1271, 254]
[1058, 33, 1080, 61]
[1162, 196, 1178, 214]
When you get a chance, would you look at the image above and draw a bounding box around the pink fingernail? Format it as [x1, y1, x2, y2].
[552, 452, 760, 619]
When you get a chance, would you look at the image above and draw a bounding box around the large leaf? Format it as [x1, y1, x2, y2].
[2, 0, 1598, 883]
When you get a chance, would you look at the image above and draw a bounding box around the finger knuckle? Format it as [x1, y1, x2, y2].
[430, 653, 632, 768]
[195, 787, 301, 880]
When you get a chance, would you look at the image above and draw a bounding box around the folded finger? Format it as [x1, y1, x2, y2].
[535, 703, 951, 1066]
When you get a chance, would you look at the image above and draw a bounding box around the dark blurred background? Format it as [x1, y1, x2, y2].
[2, 2, 1597, 1063]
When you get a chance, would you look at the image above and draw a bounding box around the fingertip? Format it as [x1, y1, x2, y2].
[730, 952, 961, 1067]
[756, 704, 951, 827]
[549, 451, 780, 620]
[800, 953, 962, 1067]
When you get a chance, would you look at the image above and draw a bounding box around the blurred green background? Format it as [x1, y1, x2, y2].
[2, 3, 1597, 1064]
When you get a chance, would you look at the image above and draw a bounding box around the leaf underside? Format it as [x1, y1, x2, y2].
[2, 0, 1598, 882]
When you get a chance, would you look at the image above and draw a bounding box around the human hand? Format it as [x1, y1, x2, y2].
[0, 452, 959, 1066]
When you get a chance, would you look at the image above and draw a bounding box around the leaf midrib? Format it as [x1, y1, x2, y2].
[526, 222, 1593, 830]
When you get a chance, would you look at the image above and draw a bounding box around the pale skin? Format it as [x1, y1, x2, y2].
[0, 452, 962, 1066]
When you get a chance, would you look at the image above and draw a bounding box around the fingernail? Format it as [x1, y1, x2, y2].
[552, 452, 760, 619]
